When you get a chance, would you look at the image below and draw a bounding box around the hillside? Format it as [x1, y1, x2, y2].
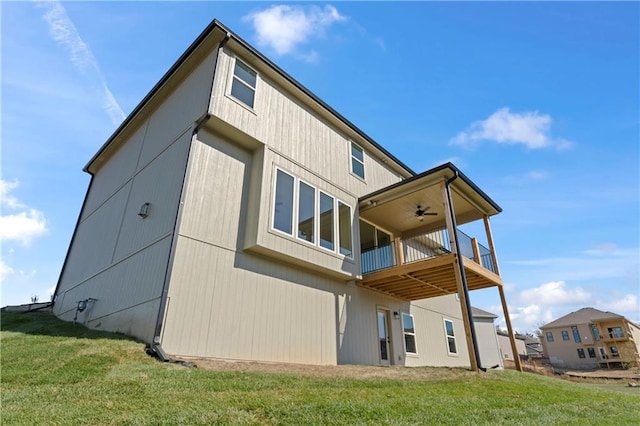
[2, 311, 639, 425]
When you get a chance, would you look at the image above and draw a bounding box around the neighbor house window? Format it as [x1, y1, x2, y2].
[272, 168, 353, 258]
[546, 331, 554, 342]
[230, 58, 257, 108]
[591, 324, 600, 341]
[444, 319, 457, 355]
[577, 348, 586, 359]
[572, 326, 581, 343]
[561, 330, 569, 341]
[350, 142, 365, 179]
[587, 348, 596, 358]
[607, 327, 624, 339]
[402, 313, 417, 354]
[610, 346, 619, 358]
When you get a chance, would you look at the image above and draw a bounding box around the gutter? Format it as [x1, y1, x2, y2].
[150, 32, 231, 356]
[445, 171, 483, 372]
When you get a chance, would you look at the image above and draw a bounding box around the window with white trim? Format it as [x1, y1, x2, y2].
[444, 319, 457, 355]
[230, 58, 257, 108]
[350, 142, 365, 179]
[402, 313, 417, 354]
[272, 168, 353, 258]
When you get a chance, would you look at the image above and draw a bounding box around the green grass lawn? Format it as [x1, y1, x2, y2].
[2, 311, 639, 425]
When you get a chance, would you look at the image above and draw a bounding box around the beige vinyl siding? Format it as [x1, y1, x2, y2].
[474, 316, 503, 369]
[55, 236, 172, 341]
[210, 49, 403, 198]
[407, 295, 471, 367]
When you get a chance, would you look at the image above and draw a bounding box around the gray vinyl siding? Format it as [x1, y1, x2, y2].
[53, 50, 217, 342]
[474, 317, 504, 369]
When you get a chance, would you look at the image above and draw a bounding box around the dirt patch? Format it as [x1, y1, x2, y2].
[174, 357, 477, 381]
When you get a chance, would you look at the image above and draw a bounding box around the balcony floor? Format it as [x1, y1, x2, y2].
[359, 254, 502, 301]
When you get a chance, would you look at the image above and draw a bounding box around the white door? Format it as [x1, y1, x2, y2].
[377, 309, 391, 365]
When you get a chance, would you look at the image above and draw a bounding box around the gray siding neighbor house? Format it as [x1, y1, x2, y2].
[53, 20, 521, 371]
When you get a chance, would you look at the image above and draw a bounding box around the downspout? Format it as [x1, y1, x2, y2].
[150, 32, 231, 361]
[445, 171, 483, 371]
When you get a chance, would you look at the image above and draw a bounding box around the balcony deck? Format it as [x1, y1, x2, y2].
[360, 253, 502, 301]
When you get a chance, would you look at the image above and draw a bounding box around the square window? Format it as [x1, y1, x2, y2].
[230, 59, 257, 108]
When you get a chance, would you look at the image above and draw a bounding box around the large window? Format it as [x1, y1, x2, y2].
[402, 313, 417, 354]
[561, 330, 570, 341]
[230, 58, 257, 108]
[572, 326, 581, 343]
[350, 142, 365, 179]
[273, 169, 294, 234]
[272, 168, 353, 258]
[545, 331, 554, 342]
[444, 319, 457, 355]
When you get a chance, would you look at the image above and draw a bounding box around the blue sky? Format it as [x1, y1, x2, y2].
[2, 1, 638, 332]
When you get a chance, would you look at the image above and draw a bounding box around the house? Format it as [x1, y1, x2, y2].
[540, 307, 640, 370]
[524, 336, 544, 359]
[472, 307, 504, 369]
[52, 19, 521, 371]
[497, 330, 527, 364]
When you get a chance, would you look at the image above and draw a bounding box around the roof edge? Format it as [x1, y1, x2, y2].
[84, 19, 415, 177]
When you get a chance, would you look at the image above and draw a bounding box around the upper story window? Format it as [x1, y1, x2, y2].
[607, 326, 624, 339]
[545, 331, 554, 342]
[561, 330, 569, 341]
[591, 324, 600, 341]
[230, 58, 257, 108]
[350, 142, 365, 179]
[571, 326, 581, 343]
[272, 168, 353, 258]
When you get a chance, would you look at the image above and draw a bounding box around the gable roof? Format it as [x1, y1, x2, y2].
[85, 19, 415, 178]
[541, 307, 624, 329]
[471, 306, 498, 319]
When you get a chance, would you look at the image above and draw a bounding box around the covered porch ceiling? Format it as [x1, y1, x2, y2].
[359, 163, 501, 235]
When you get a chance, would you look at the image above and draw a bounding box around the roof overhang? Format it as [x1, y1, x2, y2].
[359, 163, 501, 235]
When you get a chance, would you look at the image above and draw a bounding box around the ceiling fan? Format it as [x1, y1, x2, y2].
[415, 205, 437, 221]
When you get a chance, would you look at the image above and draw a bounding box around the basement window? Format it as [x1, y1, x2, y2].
[230, 58, 257, 108]
[577, 348, 586, 359]
[587, 348, 596, 358]
[444, 319, 457, 355]
[402, 313, 417, 354]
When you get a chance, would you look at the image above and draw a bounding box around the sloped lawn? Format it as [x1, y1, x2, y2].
[2, 311, 639, 425]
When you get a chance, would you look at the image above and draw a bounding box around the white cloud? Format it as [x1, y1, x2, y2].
[600, 294, 639, 313]
[244, 4, 347, 58]
[450, 107, 574, 150]
[1, 260, 16, 281]
[0, 179, 48, 246]
[520, 280, 591, 305]
[37, 0, 125, 125]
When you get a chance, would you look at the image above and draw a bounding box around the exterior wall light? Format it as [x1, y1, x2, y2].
[138, 202, 150, 218]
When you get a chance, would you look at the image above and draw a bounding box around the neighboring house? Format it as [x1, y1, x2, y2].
[497, 330, 527, 362]
[472, 307, 504, 370]
[52, 20, 521, 370]
[540, 307, 640, 370]
[524, 336, 544, 359]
